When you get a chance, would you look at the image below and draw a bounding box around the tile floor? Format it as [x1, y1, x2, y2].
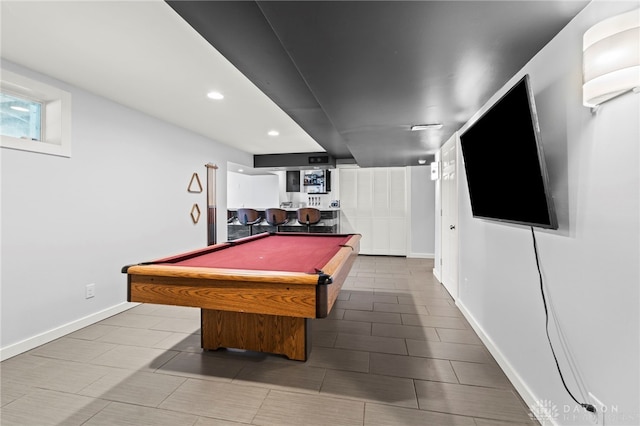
[0, 256, 538, 425]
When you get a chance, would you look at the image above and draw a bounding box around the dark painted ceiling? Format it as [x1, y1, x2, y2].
[168, 1, 588, 168]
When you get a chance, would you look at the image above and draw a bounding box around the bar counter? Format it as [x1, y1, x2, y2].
[227, 208, 340, 240]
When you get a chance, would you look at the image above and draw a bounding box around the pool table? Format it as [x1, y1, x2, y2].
[122, 232, 360, 361]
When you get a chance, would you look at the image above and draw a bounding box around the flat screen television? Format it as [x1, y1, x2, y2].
[459, 74, 558, 229]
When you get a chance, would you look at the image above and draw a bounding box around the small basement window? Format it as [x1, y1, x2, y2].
[0, 91, 43, 141]
[1, 69, 71, 157]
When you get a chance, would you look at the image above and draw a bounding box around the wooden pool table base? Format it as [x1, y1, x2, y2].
[201, 309, 311, 361]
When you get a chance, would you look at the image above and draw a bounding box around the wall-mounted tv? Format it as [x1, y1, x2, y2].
[459, 74, 558, 229]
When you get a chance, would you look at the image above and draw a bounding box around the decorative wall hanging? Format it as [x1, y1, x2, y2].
[188, 172, 203, 193]
[190, 203, 201, 224]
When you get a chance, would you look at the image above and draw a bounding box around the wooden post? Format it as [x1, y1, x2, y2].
[205, 163, 218, 245]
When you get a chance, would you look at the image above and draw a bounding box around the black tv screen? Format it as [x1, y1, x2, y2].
[459, 75, 558, 229]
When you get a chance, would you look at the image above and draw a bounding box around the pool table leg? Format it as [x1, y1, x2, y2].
[200, 309, 311, 361]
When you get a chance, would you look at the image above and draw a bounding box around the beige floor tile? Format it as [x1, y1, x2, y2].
[99, 312, 165, 329]
[83, 401, 198, 425]
[150, 317, 201, 333]
[89, 344, 179, 372]
[156, 351, 246, 382]
[406, 339, 492, 363]
[415, 380, 532, 423]
[321, 369, 418, 408]
[79, 370, 186, 407]
[67, 324, 119, 341]
[373, 302, 429, 315]
[4, 358, 118, 394]
[312, 330, 338, 347]
[233, 360, 326, 392]
[0, 354, 56, 383]
[30, 337, 116, 362]
[426, 305, 464, 317]
[144, 304, 200, 319]
[306, 347, 370, 373]
[344, 309, 402, 324]
[158, 378, 268, 422]
[153, 332, 202, 352]
[0, 388, 109, 426]
[398, 295, 454, 307]
[125, 303, 164, 315]
[325, 307, 345, 319]
[348, 292, 398, 304]
[194, 416, 249, 426]
[96, 326, 173, 347]
[474, 417, 538, 425]
[364, 402, 476, 426]
[352, 279, 398, 289]
[335, 332, 407, 355]
[451, 360, 513, 389]
[0, 379, 30, 407]
[370, 352, 458, 383]
[253, 389, 365, 426]
[402, 313, 469, 329]
[334, 299, 374, 311]
[313, 318, 372, 335]
[437, 328, 483, 345]
[372, 322, 440, 341]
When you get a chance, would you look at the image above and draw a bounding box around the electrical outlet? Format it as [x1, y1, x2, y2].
[85, 283, 95, 299]
[588, 392, 605, 424]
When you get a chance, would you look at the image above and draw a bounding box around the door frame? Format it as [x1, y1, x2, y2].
[439, 133, 459, 301]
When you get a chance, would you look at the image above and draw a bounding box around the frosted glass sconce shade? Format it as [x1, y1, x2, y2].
[583, 8, 639, 107]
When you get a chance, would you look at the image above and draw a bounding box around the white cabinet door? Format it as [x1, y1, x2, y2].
[339, 167, 407, 256]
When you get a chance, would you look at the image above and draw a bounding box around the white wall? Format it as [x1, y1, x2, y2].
[409, 165, 435, 258]
[456, 2, 639, 425]
[227, 171, 279, 208]
[0, 60, 253, 358]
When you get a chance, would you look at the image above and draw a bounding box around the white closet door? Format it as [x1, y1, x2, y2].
[339, 167, 407, 256]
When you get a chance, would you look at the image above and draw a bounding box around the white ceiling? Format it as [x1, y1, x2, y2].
[0, 0, 324, 156]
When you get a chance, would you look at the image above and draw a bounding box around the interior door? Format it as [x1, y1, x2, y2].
[441, 134, 459, 300]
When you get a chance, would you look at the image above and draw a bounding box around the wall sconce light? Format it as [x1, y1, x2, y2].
[583, 8, 639, 108]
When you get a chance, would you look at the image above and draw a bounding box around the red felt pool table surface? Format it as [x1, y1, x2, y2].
[155, 233, 353, 274]
[123, 232, 361, 360]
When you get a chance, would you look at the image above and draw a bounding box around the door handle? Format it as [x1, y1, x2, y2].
[450, 225, 456, 230]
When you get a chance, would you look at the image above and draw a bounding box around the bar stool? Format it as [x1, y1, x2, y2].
[265, 208, 289, 232]
[227, 210, 236, 224]
[237, 208, 261, 236]
[296, 207, 321, 232]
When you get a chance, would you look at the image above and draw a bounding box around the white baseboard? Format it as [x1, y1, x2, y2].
[0, 302, 137, 361]
[456, 300, 557, 426]
[408, 252, 435, 259]
[432, 267, 442, 283]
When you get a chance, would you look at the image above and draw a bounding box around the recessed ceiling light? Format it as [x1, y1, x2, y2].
[207, 91, 224, 100]
[268, 130, 279, 136]
[238, 168, 244, 173]
[411, 123, 443, 131]
[418, 159, 427, 165]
